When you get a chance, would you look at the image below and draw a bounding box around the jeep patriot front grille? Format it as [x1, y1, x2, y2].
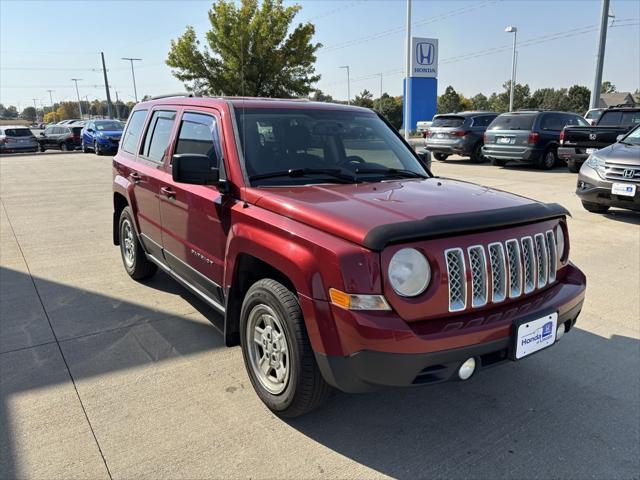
[446, 231, 559, 312]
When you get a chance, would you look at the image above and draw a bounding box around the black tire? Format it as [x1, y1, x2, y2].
[60, 142, 68, 151]
[240, 278, 332, 418]
[82, 140, 90, 153]
[94, 141, 102, 156]
[581, 201, 610, 214]
[39, 143, 46, 152]
[433, 153, 449, 161]
[118, 207, 157, 280]
[538, 147, 557, 170]
[567, 160, 581, 173]
[491, 158, 507, 167]
[470, 142, 485, 163]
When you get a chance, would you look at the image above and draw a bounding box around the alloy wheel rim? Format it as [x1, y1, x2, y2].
[246, 304, 290, 395]
[121, 219, 135, 268]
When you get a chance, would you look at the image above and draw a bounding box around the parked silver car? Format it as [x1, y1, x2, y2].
[0, 126, 38, 154]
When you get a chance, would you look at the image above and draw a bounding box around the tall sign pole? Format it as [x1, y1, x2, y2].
[101, 52, 113, 119]
[590, 0, 610, 109]
[404, 0, 412, 140]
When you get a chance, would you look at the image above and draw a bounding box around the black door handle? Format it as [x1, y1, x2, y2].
[160, 186, 176, 199]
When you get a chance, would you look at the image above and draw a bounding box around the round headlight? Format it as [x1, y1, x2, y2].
[388, 248, 431, 297]
[556, 225, 566, 262]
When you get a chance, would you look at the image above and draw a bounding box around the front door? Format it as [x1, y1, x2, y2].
[159, 109, 228, 306]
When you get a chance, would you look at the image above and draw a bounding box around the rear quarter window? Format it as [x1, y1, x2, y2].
[432, 116, 465, 128]
[121, 110, 148, 154]
[488, 114, 536, 131]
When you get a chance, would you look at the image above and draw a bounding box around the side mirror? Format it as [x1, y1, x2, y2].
[616, 134, 624, 142]
[40, 132, 45, 136]
[87, 128, 94, 133]
[172, 153, 222, 186]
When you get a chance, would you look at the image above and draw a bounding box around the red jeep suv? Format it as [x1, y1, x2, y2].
[113, 95, 586, 417]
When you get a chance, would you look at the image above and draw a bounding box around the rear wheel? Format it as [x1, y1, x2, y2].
[538, 147, 557, 170]
[567, 160, 581, 173]
[491, 158, 507, 167]
[118, 207, 157, 280]
[240, 279, 332, 418]
[470, 142, 485, 163]
[581, 201, 610, 214]
[433, 153, 449, 161]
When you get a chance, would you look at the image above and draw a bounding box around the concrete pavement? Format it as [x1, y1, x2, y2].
[1, 153, 638, 479]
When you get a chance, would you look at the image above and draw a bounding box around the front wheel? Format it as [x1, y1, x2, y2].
[82, 140, 90, 153]
[118, 207, 157, 280]
[433, 153, 449, 161]
[567, 160, 581, 173]
[39, 143, 46, 152]
[60, 142, 68, 151]
[94, 141, 103, 156]
[240, 279, 332, 417]
[581, 201, 610, 214]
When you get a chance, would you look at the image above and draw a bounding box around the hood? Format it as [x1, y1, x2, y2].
[97, 130, 122, 137]
[251, 178, 541, 249]
[599, 141, 640, 166]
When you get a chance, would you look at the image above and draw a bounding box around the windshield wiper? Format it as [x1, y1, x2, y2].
[249, 168, 358, 184]
[353, 167, 428, 179]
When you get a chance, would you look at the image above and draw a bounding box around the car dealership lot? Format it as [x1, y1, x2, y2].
[1, 153, 638, 479]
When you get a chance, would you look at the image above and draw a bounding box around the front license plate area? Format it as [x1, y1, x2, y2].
[513, 313, 557, 360]
[612, 183, 636, 197]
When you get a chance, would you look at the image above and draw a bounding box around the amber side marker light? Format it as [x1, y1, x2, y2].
[329, 288, 391, 311]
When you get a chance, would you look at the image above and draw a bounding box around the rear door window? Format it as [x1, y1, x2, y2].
[472, 116, 493, 127]
[595, 110, 640, 126]
[432, 116, 465, 128]
[141, 110, 176, 162]
[540, 113, 564, 131]
[121, 110, 148, 154]
[174, 112, 222, 166]
[488, 114, 536, 130]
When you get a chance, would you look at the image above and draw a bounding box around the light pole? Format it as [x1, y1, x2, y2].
[379, 72, 384, 113]
[505, 26, 518, 112]
[32, 98, 38, 123]
[46, 89, 54, 107]
[71, 78, 83, 118]
[339, 66, 350, 105]
[590, 0, 611, 109]
[122, 57, 142, 102]
[404, 0, 412, 139]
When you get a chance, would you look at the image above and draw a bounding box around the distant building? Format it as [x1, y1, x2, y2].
[598, 92, 636, 108]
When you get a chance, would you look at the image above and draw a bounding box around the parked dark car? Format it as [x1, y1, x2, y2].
[483, 111, 590, 169]
[112, 95, 585, 417]
[559, 106, 640, 172]
[424, 111, 498, 162]
[0, 126, 38, 154]
[81, 120, 124, 155]
[576, 124, 640, 213]
[38, 125, 83, 151]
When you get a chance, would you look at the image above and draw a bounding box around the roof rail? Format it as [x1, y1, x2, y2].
[606, 103, 638, 109]
[148, 92, 199, 100]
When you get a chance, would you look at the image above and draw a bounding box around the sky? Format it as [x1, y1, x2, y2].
[1, 0, 639, 111]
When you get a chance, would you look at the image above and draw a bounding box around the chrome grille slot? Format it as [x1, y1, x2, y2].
[546, 230, 557, 283]
[534, 233, 548, 288]
[488, 243, 506, 303]
[605, 163, 640, 183]
[521, 237, 536, 294]
[445, 248, 466, 312]
[468, 246, 488, 307]
[505, 239, 522, 298]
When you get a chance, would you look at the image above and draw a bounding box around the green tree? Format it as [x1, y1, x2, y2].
[55, 102, 79, 120]
[470, 93, 489, 111]
[353, 89, 374, 108]
[437, 85, 461, 114]
[566, 85, 591, 113]
[310, 89, 334, 103]
[21, 106, 37, 122]
[601, 81, 616, 94]
[166, 0, 321, 97]
[375, 93, 402, 129]
[5, 105, 18, 119]
[489, 81, 533, 112]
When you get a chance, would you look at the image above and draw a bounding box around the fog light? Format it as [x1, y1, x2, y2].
[458, 357, 476, 380]
[556, 323, 566, 341]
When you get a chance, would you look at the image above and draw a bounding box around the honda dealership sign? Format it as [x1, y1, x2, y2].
[411, 37, 438, 78]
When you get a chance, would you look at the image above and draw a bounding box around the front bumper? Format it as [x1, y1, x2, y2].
[96, 137, 120, 150]
[0, 143, 38, 153]
[308, 264, 586, 393]
[577, 166, 640, 211]
[425, 141, 471, 156]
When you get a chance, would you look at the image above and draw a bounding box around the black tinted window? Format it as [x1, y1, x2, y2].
[4, 128, 32, 137]
[142, 110, 176, 162]
[432, 116, 465, 127]
[122, 110, 148, 154]
[488, 113, 536, 130]
[72, 127, 83, 135]
[540, 113, 565, 131]
[472, 115, 495, 127]
[175, 113, 221, 165]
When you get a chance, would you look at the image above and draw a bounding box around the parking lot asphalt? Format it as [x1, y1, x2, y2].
[1, 153, 638, 479]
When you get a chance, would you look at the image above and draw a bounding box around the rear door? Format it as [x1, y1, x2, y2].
[158, 108, 227, 306]
[539, 113, 565, 147]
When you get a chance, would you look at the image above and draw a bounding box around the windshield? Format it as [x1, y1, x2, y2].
[234, 107, 428, 186]
[622, 126, 640, 145]
[3, 128, 33, 137]
[431, 116, 465, 128]
[488, 113, 536, 131]
[95, 121, 124, 131]
[598, 110, 640, 126]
